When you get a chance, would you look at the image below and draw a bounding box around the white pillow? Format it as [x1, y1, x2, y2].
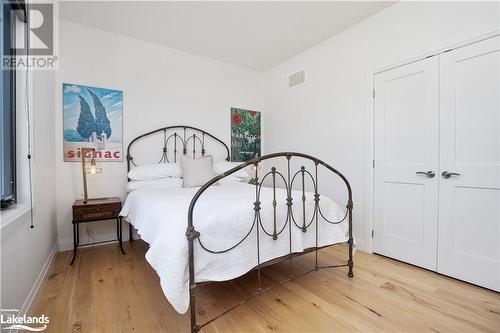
[128, 163, 181, 180]
[126, 178, 182, 192]
[181, 155, 216, 188]
[213, 161, 251, 179]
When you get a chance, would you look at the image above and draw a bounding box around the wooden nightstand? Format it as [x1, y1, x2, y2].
[70, 197, 125, 265]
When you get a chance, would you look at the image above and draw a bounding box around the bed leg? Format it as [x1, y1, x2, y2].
[348, 256, 354, 278]
[347, 199, 354, 278]
[186, 226, 201, 333]
[189, 244, 198, 333]
[190, 283, 200, 333]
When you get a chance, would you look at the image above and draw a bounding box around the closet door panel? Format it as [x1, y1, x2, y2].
[438, 36, 500, 291]
[373, 57, 440, 270]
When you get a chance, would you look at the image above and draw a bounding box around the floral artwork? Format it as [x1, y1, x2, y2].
[230, 108, 261, 162]
[63, 83, 123, 161]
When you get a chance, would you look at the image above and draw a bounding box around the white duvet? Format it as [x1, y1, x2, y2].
[120, 180, 350, 314]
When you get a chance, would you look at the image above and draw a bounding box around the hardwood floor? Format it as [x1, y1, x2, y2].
[33, 241, 500, 333]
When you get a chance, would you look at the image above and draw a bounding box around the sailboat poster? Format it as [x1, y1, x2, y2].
[63, 83, 123, 162]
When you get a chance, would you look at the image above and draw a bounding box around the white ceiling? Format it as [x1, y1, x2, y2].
[59, 1, 395, 71]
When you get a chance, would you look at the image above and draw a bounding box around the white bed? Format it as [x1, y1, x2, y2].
[120, 179, 351, 314]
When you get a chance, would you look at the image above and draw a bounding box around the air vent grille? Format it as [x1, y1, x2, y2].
[288, 69, 306, 88]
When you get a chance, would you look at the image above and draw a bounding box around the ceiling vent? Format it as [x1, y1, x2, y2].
[288, 69, 306, 88]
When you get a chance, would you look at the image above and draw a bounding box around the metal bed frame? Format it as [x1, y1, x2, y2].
[126, 126, 353, 333]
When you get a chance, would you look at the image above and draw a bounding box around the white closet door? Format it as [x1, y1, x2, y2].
[438, 36, 500, 291]
[373, 57, 440, 270]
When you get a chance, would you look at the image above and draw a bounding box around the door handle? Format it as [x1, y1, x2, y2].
[441, 171, 460, 179]
[416, 171, 435, 178]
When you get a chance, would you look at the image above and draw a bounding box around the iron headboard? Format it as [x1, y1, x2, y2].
[126, 125, 230, 174]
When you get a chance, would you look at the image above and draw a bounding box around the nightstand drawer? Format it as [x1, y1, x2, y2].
[80, 211, 116, 220]
[72, 199, 121, 222]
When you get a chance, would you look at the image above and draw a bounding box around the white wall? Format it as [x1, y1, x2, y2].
[56, 20, 264, 250]
[262, 1, 500, 251]
[1, 68, 58, 313]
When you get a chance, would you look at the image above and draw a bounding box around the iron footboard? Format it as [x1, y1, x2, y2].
[186, 152, 354, 333]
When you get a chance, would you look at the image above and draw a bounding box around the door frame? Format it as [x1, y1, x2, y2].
[363, 30, 500, 253]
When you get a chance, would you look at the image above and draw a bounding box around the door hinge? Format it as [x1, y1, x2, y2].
[372, 159, 375, 168]
[371, 229, 374, 238]
[372, 89, 375, 98]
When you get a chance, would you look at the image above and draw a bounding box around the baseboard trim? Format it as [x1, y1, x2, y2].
[19, 242, 58, 316]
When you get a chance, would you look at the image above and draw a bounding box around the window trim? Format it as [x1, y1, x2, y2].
[1, 3, 17, 210]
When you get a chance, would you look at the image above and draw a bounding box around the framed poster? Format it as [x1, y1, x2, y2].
[63, 83, 123, 161]
[230, 108, 261, 162]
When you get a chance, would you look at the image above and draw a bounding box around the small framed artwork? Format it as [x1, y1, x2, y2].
[230, 108, 261, 162]
[63, 83, 123, 161]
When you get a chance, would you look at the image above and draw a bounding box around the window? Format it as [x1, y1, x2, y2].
[1, 2, 16, 209]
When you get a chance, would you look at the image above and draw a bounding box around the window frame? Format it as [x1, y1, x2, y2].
[1, 2, 17, 210]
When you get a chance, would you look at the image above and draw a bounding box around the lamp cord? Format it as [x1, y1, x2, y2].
[23, 2, 34, 229]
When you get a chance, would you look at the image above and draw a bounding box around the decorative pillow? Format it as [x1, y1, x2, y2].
[181, 155, 216, 188]
[128, 163, 182, 180]
[213, 161, 251, 179]
[126, 178, 182, 192]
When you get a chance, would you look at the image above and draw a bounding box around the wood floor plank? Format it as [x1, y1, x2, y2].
[32, 242, 500, 333]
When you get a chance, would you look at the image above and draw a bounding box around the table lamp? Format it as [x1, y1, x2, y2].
[81, 147, 102, 203]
